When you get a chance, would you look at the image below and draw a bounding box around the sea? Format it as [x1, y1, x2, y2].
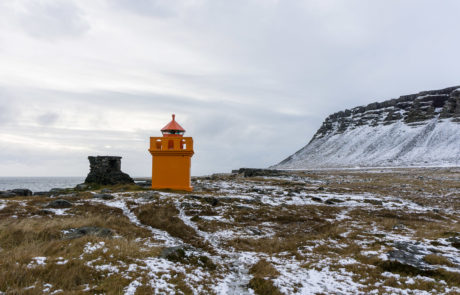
[0, 177, 85, 192]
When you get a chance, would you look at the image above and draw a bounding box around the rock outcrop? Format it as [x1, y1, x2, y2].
[46, 199, 73, 208]
[84, 156, 134, 185]
[273, 86, 460, 169]
[63, 227, 113, 240]
[0, 189, 33, 198]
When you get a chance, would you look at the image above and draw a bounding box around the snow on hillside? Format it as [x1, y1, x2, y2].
[274, 86, 460, 169]
[275, 118, 459, 169]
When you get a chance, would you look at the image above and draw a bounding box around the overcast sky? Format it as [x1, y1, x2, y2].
[0, 0, 459, 177]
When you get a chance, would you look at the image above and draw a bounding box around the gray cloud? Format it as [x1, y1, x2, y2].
[0, 0, 459, 176]
[36, 112, 59, 126]
[18, 0, 89, 40]
[0, 105, 13, 125]
[111, 0, 179, 18]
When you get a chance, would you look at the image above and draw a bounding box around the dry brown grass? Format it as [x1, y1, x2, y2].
[248, 278, 284, 295]
[222, 202, 345, 253]
[0, 204, 153, 249]
[1, 167, 458, 293]
[346, 207, 460, 240]
[0, 227, 161, 293]
[196, 219, 232, 233]
[249, 259, 280, 278]
[423, 254, 455, 267]
[0, 200, 165, 293]
[304, 168, 460, 210]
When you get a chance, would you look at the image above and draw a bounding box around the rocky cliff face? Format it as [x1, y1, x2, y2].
[273, 86, 460, 169]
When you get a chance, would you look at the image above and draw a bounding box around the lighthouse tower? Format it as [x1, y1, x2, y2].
[149, 114, 194, 191]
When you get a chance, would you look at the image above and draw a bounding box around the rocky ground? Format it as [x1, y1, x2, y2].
[0, 167, 459, 294]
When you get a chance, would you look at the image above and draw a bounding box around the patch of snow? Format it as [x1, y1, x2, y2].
[124, 279, 142, 295]
[406, 277, 415, 284]
[275, 118, 460, 169]
[272, 257, 366, 295]
[46, 208, 70, 216]
[93, 263, 119, 273]
[84, 242, 105, 254]
[338, 258, 359, 265]
[55, 257, 68, 265]
[95, 197, 180, 247]
[27, 256, 47, 268]
[200, 215, 230, 222]
[361, 250, 379, 256]
[42, 283, 52, 292]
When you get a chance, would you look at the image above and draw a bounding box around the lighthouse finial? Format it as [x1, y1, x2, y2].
[172, 114, 175, 121]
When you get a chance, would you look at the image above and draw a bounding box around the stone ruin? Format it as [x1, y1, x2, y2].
[84, 156, 134, 185]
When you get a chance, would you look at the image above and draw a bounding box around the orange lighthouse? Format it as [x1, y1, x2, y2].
[149, 114, 194, 191]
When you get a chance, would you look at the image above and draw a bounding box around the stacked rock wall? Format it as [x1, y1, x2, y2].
[84, 156, 134, 185]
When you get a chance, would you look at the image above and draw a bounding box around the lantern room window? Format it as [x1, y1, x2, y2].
[162, 130, 185, 136]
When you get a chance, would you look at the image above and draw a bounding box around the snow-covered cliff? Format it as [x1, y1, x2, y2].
[273, 86, 460, 169]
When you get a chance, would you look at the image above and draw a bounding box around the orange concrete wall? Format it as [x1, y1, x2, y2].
[149, 137, 194, 191]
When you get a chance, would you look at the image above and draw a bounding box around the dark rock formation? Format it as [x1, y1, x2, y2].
[187, 195, 219, 206]
[0, 189, 33, 198]
[92, 193, 114, 200]
[160, 246, 187, 261]
[84, 156, 134, 185]
[49, 188, 67, 194]
[387, 241, 433, 270]
[325, 198, 344, 205]
[74, 184, 89, 191]
[46, 199, 73, 208]
[447, 236, 460, 249]
[63, 226, 113, 240]
[235, 168, 283, 177]
[33, 191, 52, 196]
[0, 191, 16, 198]
[11, 189, 33, 196]
[310, 86, 460, 142]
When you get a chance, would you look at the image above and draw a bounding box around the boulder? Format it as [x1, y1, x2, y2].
[186, 195, 219, 206]
[447, 236, 460, 249]
[37, 209, 53, 215]
[388, 241, 432, 270]
[49, 188, 66, 194]
[34, 191, 51, 196]
[310, 196, 322, 202]
[0, 191, 16, 198]
[46, 199, 73, 208]
[63, 226, 113, 240]
[236, 168, 282, 177]
[84, 156, 134, 185]
[75, 183, 89, 191]
[204, 196, 219, 206]
[160, 246, 187, 261]
[247, 227, 263, 235]
[92, 193, 114, 200]
[325, 198, 344, 205]
[11, 189, 32, 196]
[364, 199, 383, 206]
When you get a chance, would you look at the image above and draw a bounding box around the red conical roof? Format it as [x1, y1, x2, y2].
[161, 114, 185, 132]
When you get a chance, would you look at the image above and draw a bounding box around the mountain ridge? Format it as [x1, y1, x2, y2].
[273, 86, 460, 169]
